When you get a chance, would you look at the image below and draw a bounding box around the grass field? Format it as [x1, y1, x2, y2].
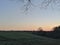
[0, 31, 60, 45]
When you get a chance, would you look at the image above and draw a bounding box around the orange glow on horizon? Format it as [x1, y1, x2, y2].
[0, 26, 52, 31]
[0, 24, 59, 31]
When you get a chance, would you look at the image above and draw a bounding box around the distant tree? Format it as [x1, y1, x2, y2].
[37, 27, 43, 31]
[33, 26, 60, 39]
[53, 26, 60, 32]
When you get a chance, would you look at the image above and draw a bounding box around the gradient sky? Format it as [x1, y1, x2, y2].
[0, 0, 60, 31]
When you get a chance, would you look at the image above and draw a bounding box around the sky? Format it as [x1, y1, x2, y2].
[0, 0, 60, 31]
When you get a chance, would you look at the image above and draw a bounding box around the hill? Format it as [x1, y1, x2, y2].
[0, 31, 60, 45]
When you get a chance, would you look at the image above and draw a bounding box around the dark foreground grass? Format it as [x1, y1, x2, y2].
[0, 31, 60, 45]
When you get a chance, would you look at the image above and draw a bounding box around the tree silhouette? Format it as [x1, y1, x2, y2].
[32, 26, 60, 39]
[37, 27, 43, 31]
[11, 0, 60, 11]
[53, 26, 60, 32]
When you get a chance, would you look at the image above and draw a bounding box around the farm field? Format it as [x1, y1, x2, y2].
[0, 31, 60, 45]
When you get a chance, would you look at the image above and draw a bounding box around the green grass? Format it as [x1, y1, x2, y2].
[0, 31, 60, 45]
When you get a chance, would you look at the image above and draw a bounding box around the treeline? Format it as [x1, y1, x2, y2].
[0, 25, 60, 39]
[32, 26, 60, 39]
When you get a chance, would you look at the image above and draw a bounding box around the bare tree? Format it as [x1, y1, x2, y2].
[11, 0, 60, 12]
[37, 27, 43, 31]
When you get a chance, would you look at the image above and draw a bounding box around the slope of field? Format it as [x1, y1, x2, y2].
[0, 31, 60, 45]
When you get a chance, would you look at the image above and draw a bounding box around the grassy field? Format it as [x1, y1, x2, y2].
[0, 31, 60, 45]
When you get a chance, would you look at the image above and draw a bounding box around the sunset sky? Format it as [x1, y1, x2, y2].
[0, 0, 60, 31]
